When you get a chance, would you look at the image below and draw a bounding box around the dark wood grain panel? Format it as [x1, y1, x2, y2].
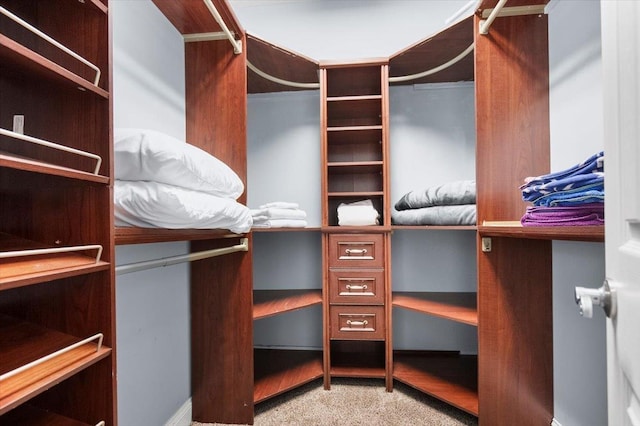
[389, 16, 474, 85]
[478, 237, 553, 425]
[191, 237, 254, 425]
[247, 33, 319, 94]
[475, 13, 550, 224]
[152, 0, 243, 37]
[114, 227, 242, 245]
[185, 38, 247, 203]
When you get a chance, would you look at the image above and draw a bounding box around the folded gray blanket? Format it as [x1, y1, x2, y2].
[392, 204, 477, 226]
[395, 180, 476, 211]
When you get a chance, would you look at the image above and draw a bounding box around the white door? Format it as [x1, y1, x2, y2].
[601, 1, 640, 425]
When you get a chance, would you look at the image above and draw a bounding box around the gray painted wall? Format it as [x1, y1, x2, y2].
[548, 1, 606, 425]
[112, 2, 190, 425]
[110, 0, 607, 424]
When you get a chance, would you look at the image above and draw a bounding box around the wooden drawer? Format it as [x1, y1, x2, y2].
[328, 234, 384, 268]
[329, 269, 384, 305]
[330, 305, 385, 340]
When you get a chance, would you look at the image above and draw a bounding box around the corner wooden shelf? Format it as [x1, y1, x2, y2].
[253, 290, 322, 320]
[254, 349, 323, 404]
[0, 233, 109, 291]
[393, 351, 478, 416]
[392, 292, 477, 326]
[0, 316, 111, 415]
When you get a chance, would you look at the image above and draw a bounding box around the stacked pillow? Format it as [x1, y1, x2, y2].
[114, 128, 252, 234]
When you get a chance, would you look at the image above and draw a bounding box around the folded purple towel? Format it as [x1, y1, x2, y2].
[521, 203, 604, 227]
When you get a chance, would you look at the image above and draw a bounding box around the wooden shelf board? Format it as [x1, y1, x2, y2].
[479, 222, 604, 242]
[0, 403, 92, 426]
[393, 352, 478, 417]
[114, 227, 244, 245]
[330, 366, 386, 379]
[0, 316, 111, 415]
[328, 160, 383, 168]
[321, 226, 392, 234]
[327, 125, 383, 132]
[327, 95, 382, 102]
[0, 233, 110, 291]
[392, 292, 478, 326]
[392, 225, 476, 231]
[0, 35, 109, 99]
[253, 290, 322, 320]
[254, 349, 323, 404]
[252, 227, 320, 233]
[328, 191, 384, 198]
[0, 152, 109, 184]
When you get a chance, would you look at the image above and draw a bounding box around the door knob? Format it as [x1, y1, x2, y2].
[574, 280, 614, 318]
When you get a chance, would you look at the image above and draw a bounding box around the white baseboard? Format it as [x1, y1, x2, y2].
[165, 398, 191, 426]
[551, 418, 563, 426]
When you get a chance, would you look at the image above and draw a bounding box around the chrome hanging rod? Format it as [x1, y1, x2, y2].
[115, 237, 249, 275]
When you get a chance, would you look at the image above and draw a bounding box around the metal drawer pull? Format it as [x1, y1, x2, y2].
[345, 248, 367, 255]
[346, 319, 368, 327]
[345, 284, 368, 291]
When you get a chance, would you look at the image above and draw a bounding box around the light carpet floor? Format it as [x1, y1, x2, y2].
[194, 378, 478, 426]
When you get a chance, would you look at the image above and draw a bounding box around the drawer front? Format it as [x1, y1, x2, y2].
[330, 305, 385, 340]
[329, 269, 384, 305]
[328, 234, 384, 268]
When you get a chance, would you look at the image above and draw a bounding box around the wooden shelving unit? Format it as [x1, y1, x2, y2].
[393, 352, 478, 416]
[392, 292, 477, 326]
[253, 290, 322, 320]
[0, 0, 115, 424]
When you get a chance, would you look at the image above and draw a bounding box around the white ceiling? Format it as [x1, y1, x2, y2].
[228, 0, 476, 61]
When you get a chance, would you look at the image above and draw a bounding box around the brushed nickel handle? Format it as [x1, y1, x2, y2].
[346, 319, 368, 327]
[345, 284, 368, 291]
[345, 248, 367, 255]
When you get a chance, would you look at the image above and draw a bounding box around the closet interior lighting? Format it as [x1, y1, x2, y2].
[0, 5, 101, 85]
[0, 128, 103, 175]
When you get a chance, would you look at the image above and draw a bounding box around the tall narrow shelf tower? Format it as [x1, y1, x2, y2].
[0, 0, 115, 424]
[320, 60, 393, 391]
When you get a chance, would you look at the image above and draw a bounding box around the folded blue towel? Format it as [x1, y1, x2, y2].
[533, 188, 604, 207]
[521, 151, 604, 188]
[522, 172, 604, 202]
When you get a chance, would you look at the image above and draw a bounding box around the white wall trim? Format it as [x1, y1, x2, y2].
[551, 418, 563, 426]
[165, 398, 192, 426]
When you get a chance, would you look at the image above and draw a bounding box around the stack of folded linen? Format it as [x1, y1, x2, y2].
[391, 180, 476, 226]
[520, 151, 604, 226]
[337, 199, 380, 226]
[251, 202, 308, 228]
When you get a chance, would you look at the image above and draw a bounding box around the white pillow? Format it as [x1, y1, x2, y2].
[114, 128, 244, 199]
[114, 181, 253, 234]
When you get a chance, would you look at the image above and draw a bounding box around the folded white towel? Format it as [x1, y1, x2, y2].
[252, 218, 308, 228]
[337, 200, 380, 226]
[259, 201, 299, 210]
[250, 207, 307, 220]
